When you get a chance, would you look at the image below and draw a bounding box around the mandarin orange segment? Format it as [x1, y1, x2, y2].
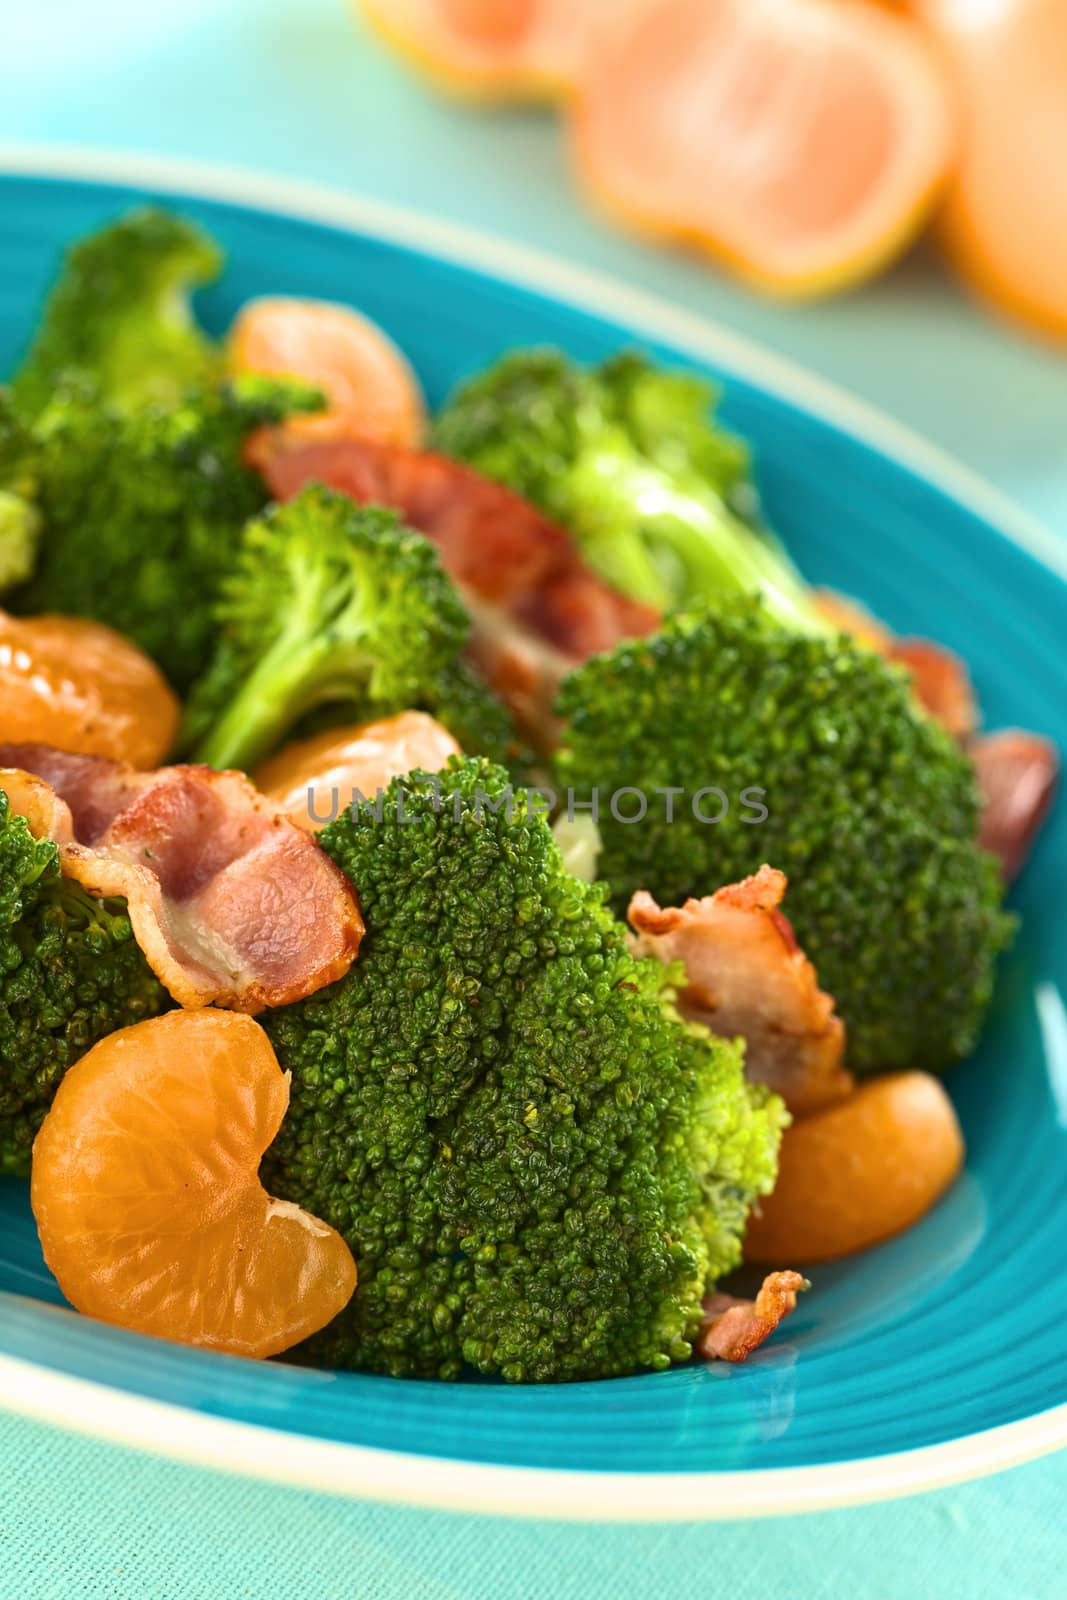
[358, 0, 582, 101]
[228, 297, 426, 448]
[571, 0, 955, 298]
[254, 711, 461, 832]
[31, 1010, 357, 1358]
[918, 0, 1067, 340]
[744, 1072, 965, 1265]
[442, 0, 537, 45]
[0, 611, 179, 769]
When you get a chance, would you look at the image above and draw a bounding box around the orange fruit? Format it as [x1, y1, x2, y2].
[745, 1072, 964, 1264]
[441, 0, 537, 45]
[571, 0, 956, 298]
[255, 711, 461, 832]
[229, 297, 426, 448]
[918, 0, 1067, 341]
[31, 1010, 357, 1359]
[0, 610, 179, 769]
[357, 0, 616, 101]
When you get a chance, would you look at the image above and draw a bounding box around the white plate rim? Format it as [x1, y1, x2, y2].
[3, 1348, 1066, 1522]
[0, 142, 1064, 1521]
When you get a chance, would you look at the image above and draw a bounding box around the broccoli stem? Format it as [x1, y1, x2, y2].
[195, 633, 367, 774]
[566, 449, 828, 635]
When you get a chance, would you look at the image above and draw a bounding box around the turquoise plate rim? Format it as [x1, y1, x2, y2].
[0, 145, 1064, 1521]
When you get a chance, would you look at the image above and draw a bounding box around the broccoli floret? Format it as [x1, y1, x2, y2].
[433, 349, 818, 627]
[185, 486, 530, 777]
[187, 488, 469, 772]
[11, 374, 320, 690]
[262, 757, 783, 1383]
[13, 207, 222, 419]
[597, 351, 755, 510]
[554, 602, 1014, 1075]
[0, 790, 168, 1175]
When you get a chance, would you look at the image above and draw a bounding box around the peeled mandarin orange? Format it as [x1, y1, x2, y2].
[917, 0, 1067, 340]
[31, 1010, 357, 1359]
[442, 0, 537, 45]
[571, 0, 956, 298]
[357, 0, 615, 101]
[0, 610, 179, 769]
[745, 1072, 964, 1264]
[255, 711, 461, 832]
[228, 297, 426, 448]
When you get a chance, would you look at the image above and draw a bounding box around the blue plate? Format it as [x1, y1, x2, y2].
[1, 154, 1065, 1520]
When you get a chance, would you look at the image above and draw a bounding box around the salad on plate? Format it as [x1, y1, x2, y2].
[0, 208, 1057, 1384]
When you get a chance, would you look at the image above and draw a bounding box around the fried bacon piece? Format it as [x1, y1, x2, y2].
[698, 1270, 808, 1363]
[0, 744, 363, 1013]
[248, 425, 658, 744]
[972, 728, 1059, 882]
[629, 866, 853, 1115]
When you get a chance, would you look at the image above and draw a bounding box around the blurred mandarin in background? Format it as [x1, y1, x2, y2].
[229, 296, 427, 447]
[357, 0, 620, 101]
[31, 1010, 358, 1360]
[0, 610, 179, 768]
[255, 710, 461, 831]
[442, 0, 539, 46]
[744, 1071, 965, 1264]
[360, 0, 1067, 337]
[917, 0, 1067, 341]
[571, 0, 956, 298]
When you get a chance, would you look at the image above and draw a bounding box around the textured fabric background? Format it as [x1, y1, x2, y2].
[3, 1410, 1067, 1600]
[1, 3, 1065, 1595]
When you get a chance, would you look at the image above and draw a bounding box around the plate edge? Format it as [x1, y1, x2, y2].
[0, 142, 1062, 577]
[0, 142, 1063, 1518]
[3, 1351, 1066, 1522]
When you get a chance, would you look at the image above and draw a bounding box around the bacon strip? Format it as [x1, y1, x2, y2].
[698, 1270, 808, 1363]
[0, 745, 363, 1013]
[972, 728, 1059, 882]
[629, 866, 853, 1115]
[248, 426, 658, 744]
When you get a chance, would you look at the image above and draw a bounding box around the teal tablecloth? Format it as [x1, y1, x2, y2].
[2, 4, 1065, 1596]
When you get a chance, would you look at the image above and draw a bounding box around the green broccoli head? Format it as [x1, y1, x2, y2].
[186, 486, 525, 776]
[432, 348, 819, 628]
[13, 207, 222, 419]
[554, 601, 1014, 1076]
[262, 757, 783, 1383]
[0, 791, 168, 1175]
[432, 347, 591, 510]
[595, 352, 754, 506]
[11, 373, 321, 690]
